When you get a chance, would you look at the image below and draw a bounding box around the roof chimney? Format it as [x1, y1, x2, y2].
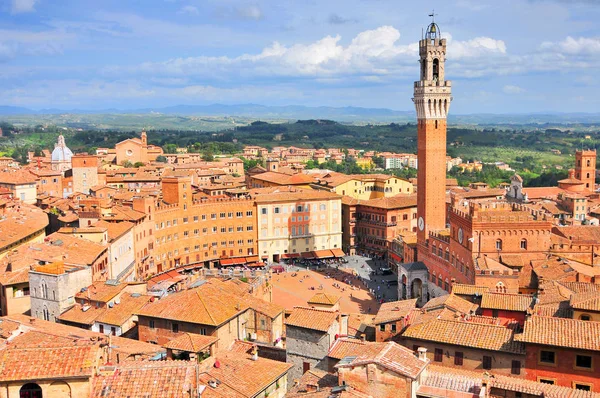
[417, 347, 427, 361]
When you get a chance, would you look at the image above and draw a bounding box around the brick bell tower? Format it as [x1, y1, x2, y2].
[414, 17, 452, 243]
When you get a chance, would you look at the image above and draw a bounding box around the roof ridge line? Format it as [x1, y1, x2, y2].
[196, 290, 217, 325]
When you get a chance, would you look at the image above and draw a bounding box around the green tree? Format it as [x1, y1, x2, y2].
[121, 160, 133, 168]
[163, 143, 177, 154]
[155, 155, 167, 163]
[133, 161, 145, 168]
[202, 151, 215, 161]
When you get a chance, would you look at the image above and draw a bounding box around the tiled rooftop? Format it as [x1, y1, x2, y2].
[422, 293, 478, 314]
[403, 319, 525, 354]
[373, 299, 417, 325]
[307, 292, 341, 306]
[480, 292, 535, 312]
[163, 333, 218, 352]
[285, 306, 339, 332]
[517, 316, 600, 352]
[335, 341, 427, 380]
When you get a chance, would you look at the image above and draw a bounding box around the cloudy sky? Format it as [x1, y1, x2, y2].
[1, 0, 599, 113]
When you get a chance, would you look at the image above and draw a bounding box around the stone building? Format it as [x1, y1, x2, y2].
[284, 306, 348, 383]
[71, 154, 99, 194]
[115, 131, 163, 166]
[50, 134, 73, 172]
[29, 262, 92, 323]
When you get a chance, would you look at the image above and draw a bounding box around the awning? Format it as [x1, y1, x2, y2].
[301, 251, 316, 259]
[282, 253, 300, 259]
[314, 249, 335, 259]
[390, 253, 402, 263]
[220, 257, 246, 266]
[331, 248, 345, 258]
[245, 255, 260, 263]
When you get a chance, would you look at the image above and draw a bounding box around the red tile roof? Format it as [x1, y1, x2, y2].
[373, 299, 417, 325]
[480, 292, 535, 312]
[285, 307, 339, 332]
[403, 319, 525, 354]
[137, 282, 248, 326]
[163, 333, 218, 352]
[91, 361, 198, 398]
[308, 293, 340, 306]
[335, 341, 427, 380]
[518, 316, 600, 351]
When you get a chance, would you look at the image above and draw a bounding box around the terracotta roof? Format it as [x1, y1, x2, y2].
[335, 341, 427, 379]
[373, 299, 417, 325]
[403, 319, 525, 354]
[91, 361, 198, 398]
[0, 344, 98, 382]
[75, 281, 127, 303]
[328, 338, 383, 360]
[570, 291, 600, 312]
[59, 304, 105, 326]
[202, 346, 293, 397]
[553, 225, 600, 244]
[137, 281, 249, 326]
[451, 284, 489, 296]
[347, 313, 376, 337]
[517, 316, 600, 351]
[96, 294, 151, 326]
[251, 171, 315, 186]
[307, 293, 341, 306]
[0, 169, 37, 185]
[422, 294, 478, 314]
[163, 333, 218, 352]
[359, 194, 417, 210]
[480, 293, 534, 312]
[286, 368, 338, 398]
[0, 202, 49, 252]
[285, 307, 339, 332]
[94, 220, 134, 241]
[424, 365, 599, 398]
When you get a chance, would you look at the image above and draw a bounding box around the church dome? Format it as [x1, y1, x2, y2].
[51, 135, 73, 162]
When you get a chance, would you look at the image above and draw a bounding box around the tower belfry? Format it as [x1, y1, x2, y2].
[413, 18, 452, 242]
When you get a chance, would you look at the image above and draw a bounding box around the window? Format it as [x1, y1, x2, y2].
[379, 324, 385, 332]
[111, 327, 116, 336]
[434, 348, 443, 362]
[391, 324, 397, 333]
[455, 352, 464, 366]
[511, 360, 521, 375]
[495, 239, 502, 251]
[274, 207, 280, 214]
[492, 309, 499, 318]
[539, 379, 555, 385]
[172, 323, 179, 333]
[483, 356, 492, 370]
[574, 384, 591, 391]
[575, 355, 592, 369]
[149, 320, 155, 329]
[261, 208, 267, 215]
[580, 314, 591, 321]
[520, 239, 527, 250]
[540, 350, 556, 364]
[99, 324, 104, 333]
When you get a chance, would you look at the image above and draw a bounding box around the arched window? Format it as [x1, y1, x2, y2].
[520, 239, 527, 250]
[43, 306, 50, 321]
[438, 275, 443, 287]
[495, 239, 503, 251]
[496, 281, 506, 293]
[587, 159, 591, 167]
[20, 383, 42, 398]
[432, 58, 439, 81]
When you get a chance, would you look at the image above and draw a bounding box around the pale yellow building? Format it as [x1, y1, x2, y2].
[253, 188, 343, 262]
[312, 172, 413, 200]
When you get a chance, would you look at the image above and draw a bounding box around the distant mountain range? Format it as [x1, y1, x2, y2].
[1, 104, 600, 125]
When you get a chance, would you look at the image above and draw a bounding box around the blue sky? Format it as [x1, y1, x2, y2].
[1, 0, 599, 113]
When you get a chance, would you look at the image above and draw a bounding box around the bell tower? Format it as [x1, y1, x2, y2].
[413, 17, 452, 243]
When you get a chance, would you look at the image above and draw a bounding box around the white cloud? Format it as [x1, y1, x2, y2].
[11, 0, 37, 14]
[178, 5, 199, 16]
[503, 85, 525, 94]
[540, 36, 600, 55]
